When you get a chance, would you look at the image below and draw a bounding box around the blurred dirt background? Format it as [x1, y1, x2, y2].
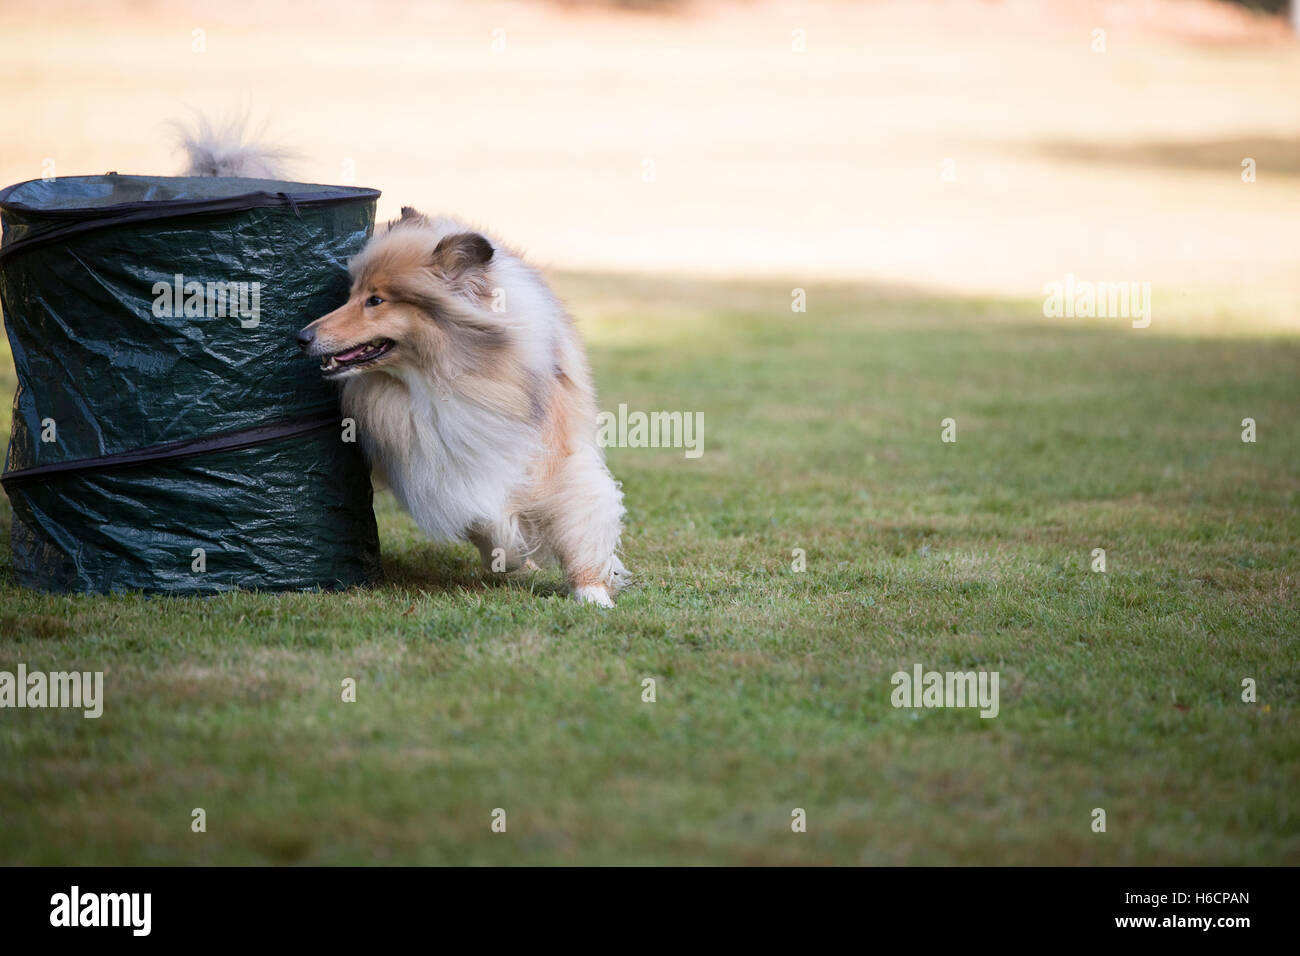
[1, 0, 1296, 332]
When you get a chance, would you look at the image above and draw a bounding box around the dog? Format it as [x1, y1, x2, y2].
[296, 211, 628, 605]
[177, 118, 628, 605]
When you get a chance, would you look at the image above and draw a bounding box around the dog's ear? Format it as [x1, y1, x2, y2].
[388, 206, 429, 231]
[431, 232, 494, 291]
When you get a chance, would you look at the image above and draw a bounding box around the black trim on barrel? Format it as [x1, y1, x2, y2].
[0, 415, 342, 488]
[0, 185, 380, 263]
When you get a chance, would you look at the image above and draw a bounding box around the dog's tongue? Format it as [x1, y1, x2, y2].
[334, 343, 370, 362]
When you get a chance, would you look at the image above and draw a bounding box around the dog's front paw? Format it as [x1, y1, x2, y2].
[571, 584, 615, 608]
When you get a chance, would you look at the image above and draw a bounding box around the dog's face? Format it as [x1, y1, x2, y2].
[297, 211, 500, 383]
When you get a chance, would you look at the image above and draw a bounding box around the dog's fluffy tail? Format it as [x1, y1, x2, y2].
[173, 114, 295, 180]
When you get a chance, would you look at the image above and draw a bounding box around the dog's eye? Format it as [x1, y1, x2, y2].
[364, 295, 384, 307]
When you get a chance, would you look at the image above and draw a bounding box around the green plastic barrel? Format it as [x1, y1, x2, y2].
[0, 174, 382, 593]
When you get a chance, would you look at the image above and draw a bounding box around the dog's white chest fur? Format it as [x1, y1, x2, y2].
[343, 372, 538, 541]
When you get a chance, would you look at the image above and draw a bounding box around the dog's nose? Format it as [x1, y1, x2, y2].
[296, 327, 315, 350]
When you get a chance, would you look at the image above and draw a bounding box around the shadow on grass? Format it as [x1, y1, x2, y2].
[379, 540, 566, 599]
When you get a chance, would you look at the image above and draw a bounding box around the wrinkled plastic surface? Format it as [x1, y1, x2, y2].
[0, 175, 382, 593]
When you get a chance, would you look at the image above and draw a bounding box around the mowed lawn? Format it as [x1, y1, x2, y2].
[0, 274, 1296, 865]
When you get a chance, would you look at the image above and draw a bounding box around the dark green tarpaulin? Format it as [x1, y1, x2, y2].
[0, 174, 383, 593]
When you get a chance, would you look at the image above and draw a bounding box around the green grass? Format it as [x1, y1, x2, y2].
[0, 274, 1296, 865]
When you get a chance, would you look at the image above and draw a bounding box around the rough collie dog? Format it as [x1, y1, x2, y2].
[296, 210, 628, 606]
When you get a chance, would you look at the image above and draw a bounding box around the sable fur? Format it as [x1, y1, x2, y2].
[298, 208, 628, 605]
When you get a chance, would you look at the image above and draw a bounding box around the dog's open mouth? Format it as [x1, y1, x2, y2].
[320, 339, 394, 376]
